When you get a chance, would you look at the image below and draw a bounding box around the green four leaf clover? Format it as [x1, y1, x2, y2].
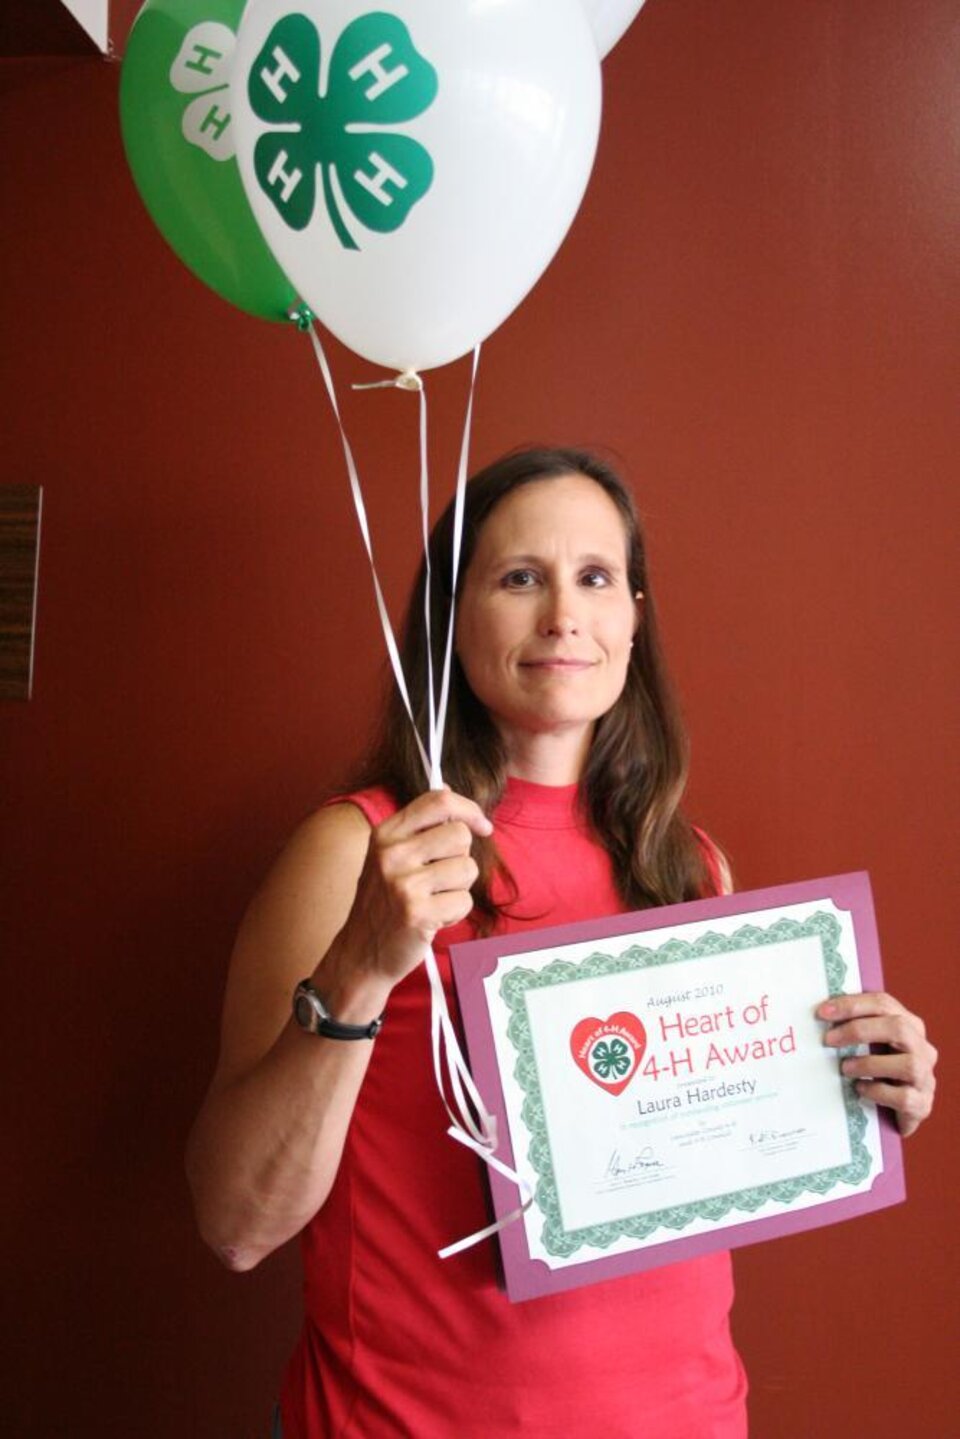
[248, 11, 438, 250]
[591, 1038, 632, 1081]
[169, 21, 237, 162]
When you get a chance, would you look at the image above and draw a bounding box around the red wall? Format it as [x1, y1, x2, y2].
[2, 4, 957, 1435]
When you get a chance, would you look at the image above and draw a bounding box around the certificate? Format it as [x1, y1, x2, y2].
[450, 872, 904, 1301]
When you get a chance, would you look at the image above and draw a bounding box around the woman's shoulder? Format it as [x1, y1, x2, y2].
[321, 784, 400, 828]
[279, 786, 401, 872]
[691, 825, 734, 897]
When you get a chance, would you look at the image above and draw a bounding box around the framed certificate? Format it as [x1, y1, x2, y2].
[450, 872, 904, 1302]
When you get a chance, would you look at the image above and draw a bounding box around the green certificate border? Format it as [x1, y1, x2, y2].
[499, 911, 872, 1259]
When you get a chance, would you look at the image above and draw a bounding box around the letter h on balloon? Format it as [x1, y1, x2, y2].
[348, 43, 409, 101]
[260, 44, 301, 105]
[198, 103, 231, 144]
[183, 42, 224, 78]
[266, 150, 304, 206]
[353, 152, 408, 207]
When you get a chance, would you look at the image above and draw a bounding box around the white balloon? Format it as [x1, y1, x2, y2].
[580, 0, 648, 58]
[232, 0, 601, 372]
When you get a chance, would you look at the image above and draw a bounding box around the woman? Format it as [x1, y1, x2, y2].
[187, 449, 936, 1438]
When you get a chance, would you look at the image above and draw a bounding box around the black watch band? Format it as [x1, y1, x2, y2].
[292, 978, 384, 1041]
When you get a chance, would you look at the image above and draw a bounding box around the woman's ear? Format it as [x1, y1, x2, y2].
[633, 590, 645, 634]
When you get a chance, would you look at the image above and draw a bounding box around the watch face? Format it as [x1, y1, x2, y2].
[294, 992, 316, 1030]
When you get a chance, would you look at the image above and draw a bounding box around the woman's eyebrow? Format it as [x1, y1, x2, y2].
[483, 550, 626, 571]
[578, 552, 626, 570]
[491, 553, 543, 568]
[469, 552, 543, 579]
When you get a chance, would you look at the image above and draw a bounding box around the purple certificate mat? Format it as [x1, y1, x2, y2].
[450, 872, 905, 1302]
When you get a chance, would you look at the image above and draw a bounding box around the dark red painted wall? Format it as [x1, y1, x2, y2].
[2, 4, 957, 1435]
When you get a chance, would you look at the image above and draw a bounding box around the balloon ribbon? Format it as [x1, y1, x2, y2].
[300, 320, 531, 1256]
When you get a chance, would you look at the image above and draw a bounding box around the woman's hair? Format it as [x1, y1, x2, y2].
[352, 446, 712, 929]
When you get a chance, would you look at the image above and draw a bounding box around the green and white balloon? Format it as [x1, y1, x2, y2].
[120, 0, 297, 321]
[232, 0, 602, 371]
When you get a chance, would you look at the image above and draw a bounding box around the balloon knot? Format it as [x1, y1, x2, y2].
[351, 368, 424, 393]
[289, 304, 314, 332]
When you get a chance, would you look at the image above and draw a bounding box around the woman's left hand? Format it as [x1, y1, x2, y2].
[816, 993, 937, 1138]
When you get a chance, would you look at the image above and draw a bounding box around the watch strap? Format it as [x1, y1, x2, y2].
[293, 978, 384, 1041]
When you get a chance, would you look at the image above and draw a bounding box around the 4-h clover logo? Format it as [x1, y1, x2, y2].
[246, 11, 438, 250]
[570, 1013, 646, 1096]
[590, 1038, 632, 1081]
[169, 21, 238, 161]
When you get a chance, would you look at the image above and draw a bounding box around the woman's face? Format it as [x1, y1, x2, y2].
[455, 473, 638, 761]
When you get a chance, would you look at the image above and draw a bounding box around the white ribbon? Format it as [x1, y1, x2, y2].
[301, 320, 531, 1255]
[302, 324, 433, 783]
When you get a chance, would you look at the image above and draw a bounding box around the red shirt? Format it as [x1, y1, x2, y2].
[280, 778, 747, 1438]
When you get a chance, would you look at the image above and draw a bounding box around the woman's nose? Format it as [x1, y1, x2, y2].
[537, 586, 580, 636]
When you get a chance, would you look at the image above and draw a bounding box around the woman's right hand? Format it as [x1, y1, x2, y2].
[339, 789, 493, 987]
[185, 787, 492, 1271]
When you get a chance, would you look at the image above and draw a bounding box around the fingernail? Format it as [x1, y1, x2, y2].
[819, 1002, 837, 1018]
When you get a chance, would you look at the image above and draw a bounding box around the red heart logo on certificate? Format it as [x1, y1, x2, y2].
[570, 1013, 647, 1096]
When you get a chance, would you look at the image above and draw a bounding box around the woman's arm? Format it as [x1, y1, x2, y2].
[185, 789, 492, 1272]
[817, 992, 937, 1138]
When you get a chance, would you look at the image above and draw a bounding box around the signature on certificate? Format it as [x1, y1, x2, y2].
[749, 1127, 808, 1151]
[604, 1146, 665, 1179]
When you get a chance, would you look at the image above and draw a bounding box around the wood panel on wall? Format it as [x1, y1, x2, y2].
[0, 485, 42, 700]
[1, 3, 957, 1435]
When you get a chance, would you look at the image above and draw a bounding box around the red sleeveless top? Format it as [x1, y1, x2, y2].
[280, 779, 747, 1438]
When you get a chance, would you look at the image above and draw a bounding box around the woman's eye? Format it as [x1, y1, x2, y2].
[502, 569, 539, 589]
[580, 569, 612, 588]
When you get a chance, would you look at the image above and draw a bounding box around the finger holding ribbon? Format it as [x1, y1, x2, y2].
[342, 789, 493, 987]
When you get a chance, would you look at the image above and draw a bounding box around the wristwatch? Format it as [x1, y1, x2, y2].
[292, 978, 385, 1041]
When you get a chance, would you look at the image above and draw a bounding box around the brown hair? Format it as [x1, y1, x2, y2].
[353, 447, 712, 930]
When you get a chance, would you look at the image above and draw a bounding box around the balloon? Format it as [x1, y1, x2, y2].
[232, 0, 601, 371]
[580, 0, 649, 58]
[120, 0, 298, 321]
